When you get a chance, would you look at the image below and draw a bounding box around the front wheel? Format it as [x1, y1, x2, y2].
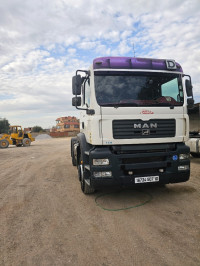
[0, 139, 9, 149]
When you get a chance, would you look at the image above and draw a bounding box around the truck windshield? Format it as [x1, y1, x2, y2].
[94, 71, 184, 107]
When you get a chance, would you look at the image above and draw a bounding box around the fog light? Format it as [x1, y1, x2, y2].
[93, 171, 112, 178]
[178, 165, 190, 171]
[179, 154, 190, 160]
[93, 158, 109, 165]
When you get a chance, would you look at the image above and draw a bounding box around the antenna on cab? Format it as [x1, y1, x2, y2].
[133, 43, 136, 57]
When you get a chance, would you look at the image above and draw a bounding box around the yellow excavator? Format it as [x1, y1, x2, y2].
[0, 125, 35, 149]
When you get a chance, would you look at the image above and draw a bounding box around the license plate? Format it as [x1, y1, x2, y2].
[135, 176, 159, 184]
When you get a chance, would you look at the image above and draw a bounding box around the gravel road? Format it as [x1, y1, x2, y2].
[0, 138, 200, 266]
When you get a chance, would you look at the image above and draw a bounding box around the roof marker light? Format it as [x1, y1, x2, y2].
[95, 61, 103, 65]
[166, 60, 177, 70]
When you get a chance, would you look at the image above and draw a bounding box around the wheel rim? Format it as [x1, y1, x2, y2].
[2, 141, 7, 147]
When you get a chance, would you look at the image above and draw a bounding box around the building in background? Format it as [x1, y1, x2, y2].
[50, 116, 80, 137]
[24, 127, 32, 132]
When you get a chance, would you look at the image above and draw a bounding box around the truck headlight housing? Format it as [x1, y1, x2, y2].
[93, 171, 112, 178]
[179, 154, 190, 160]
[178, 165, 190, 171]
[93, 158, 109, 166]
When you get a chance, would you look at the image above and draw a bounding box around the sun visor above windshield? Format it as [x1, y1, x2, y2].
[93, 57, 183, 72]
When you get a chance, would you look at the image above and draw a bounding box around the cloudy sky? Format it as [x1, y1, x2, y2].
[0, 0, 200, 128]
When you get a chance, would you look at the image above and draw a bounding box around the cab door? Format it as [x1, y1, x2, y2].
[80, 78, 92, 139]
[17, 126, 23, 138]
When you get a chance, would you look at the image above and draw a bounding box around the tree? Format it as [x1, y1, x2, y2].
[0, 118, 10, 134]
[31, 126, 45, 132]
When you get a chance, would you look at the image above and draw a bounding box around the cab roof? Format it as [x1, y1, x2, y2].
[10, 125, 22, 128]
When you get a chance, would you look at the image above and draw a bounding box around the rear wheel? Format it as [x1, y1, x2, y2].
[22, 138, 31, 147]
[0, 139, 9, 149]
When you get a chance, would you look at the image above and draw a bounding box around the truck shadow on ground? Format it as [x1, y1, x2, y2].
[190, 157, 200, 164]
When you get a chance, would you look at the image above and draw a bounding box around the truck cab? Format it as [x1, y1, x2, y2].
[71, 57, 194, 194]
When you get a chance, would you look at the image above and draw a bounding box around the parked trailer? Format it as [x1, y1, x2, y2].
[187, 104, 200, 157]
[187, 132, 200, 158]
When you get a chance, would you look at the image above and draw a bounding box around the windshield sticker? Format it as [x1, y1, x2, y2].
[140, 110, 154, 114]
[165, 97, 171, 101]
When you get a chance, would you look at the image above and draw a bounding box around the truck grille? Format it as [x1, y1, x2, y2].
[113, 119, 176, 139]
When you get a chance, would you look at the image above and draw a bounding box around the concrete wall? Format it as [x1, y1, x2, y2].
[50, 131, 78, 138]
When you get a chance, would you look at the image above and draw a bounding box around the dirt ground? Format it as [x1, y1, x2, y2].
[0, 137, 200, 266]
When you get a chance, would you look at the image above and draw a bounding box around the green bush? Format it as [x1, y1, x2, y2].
[0, 118, 10, 134]
[31, 126, 45, 132]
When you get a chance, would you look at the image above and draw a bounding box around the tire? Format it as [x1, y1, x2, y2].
[0, 139, 9, 149]
[72, 155, 76, 166]
[191, 152, 200, 158]
[71, 138, 77, 166]
[22, 138, 31, 147]
[78, 151, 95, 194]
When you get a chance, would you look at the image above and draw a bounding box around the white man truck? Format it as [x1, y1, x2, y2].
[71, 57, 194, 194]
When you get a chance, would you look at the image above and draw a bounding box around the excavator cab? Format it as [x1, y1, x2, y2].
[9, 126, 23, 138]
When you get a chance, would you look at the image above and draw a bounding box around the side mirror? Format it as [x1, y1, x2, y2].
[187, 98, 194, 108]
[72, 75, 82, 95]
[185, 79, 193, 97]
[72, 97, 81, 107]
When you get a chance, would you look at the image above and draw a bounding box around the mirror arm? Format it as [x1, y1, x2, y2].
[183, 74, 192, 83]
[74, 96, 95, 115]
[75, 106, 87, 111]
[75, 105, 95, 115]
[76, 70, 90, 76]
[184, 74, 194, 98]
[73, 70, 94, 114]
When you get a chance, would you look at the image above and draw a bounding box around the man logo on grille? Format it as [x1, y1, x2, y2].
[134, 123, 157, 129]
[142, 129, 150, 135]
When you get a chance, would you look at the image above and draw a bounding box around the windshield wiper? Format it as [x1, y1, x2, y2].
[100, 102, 139, 107]
[146, 102, 177, 109]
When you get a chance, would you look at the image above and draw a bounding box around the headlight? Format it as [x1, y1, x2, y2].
[93, 158, 109, 166]
[179, 154, 190, 160]
[178, 165, 190, 171]
[93, 171, 112, 178]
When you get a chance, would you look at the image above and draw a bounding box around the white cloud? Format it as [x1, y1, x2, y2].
[78, 41, 99, 50]
[0, 0, 200, 127]
[67, 48, 76, 55]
